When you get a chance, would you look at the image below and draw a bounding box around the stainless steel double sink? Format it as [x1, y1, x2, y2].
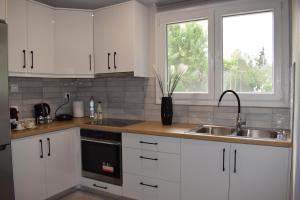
[188, 125, 286, 140]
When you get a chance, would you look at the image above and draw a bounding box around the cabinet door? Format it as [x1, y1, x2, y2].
[44, 129, 78, 198]
[229, 144, 290, 200]
[181, 139, 230, 200]
[27, 1, 54, 74]
[7, 0, 28, 73]
[0, 0, 6, 21]
[12, 136, 47, 200]
[94, 2, 134, 74]
[54, 9, 94, 76]
[123, 173, 180, 200]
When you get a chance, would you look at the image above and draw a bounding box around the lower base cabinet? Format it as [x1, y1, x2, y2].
[12, 128, 80, 200]
[181, 139, 291, 200]
[81, 177, 123, 196]
[123, 173, 180, 200]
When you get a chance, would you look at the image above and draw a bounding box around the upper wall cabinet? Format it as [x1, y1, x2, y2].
[8, 0, 55, 76]
[54, 9, 94, 77]
[94, 1, 149, 77]
[0, 0, 6, 21]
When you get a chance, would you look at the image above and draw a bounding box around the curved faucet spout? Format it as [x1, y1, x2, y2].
[218, 90, 241, 114]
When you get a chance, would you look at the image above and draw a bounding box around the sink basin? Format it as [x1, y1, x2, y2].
[189, 125, 235, 136]
[237, 128, 278, 139]
[188, 125, 288, 140]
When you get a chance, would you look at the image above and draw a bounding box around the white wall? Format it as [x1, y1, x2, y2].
[292, 0, 300, 199]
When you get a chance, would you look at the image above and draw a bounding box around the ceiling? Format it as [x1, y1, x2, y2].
[34, 0, 181, 9]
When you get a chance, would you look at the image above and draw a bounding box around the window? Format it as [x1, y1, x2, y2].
[222, 12, 274, 94]
[167, 19, 209, 93]
[156, 0, 289, 107]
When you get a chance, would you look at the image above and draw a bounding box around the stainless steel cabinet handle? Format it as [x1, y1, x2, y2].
[39, 140, 43, 158]
[234, 149, 237, 173]
[47, 138, 51, 156]
[139, 141, 158, 145]
[222, 148, 225, 172]
[140, 182, 158, 188]
[140, 156, 158, 161]
[93, 184, 107, 190]
[22, 50, 26, 68]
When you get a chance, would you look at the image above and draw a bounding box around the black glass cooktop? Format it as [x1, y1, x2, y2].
[86, 118, 142, 127]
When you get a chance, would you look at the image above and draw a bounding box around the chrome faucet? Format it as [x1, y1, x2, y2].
[218, 90, 245, 134]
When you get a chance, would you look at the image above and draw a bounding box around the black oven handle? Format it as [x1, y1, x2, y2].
[81, 137, 121, 146]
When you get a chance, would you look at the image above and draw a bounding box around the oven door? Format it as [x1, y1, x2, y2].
[81, 137, 122, 186]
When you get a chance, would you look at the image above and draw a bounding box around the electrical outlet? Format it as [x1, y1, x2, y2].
[64, 92, 70, 99]
[10, 83, 19, 93]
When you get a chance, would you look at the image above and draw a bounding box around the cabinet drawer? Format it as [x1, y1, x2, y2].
[123, 133, 180, 154]
[81, 177, 122, 196]
[123, 173, 180, 200]
[123, 148, 180, 182]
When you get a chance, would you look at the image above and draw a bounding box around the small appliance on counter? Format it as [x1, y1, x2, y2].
[34, 103, 51, 124]
[10, 107, 18, 130]
[55, 94, 73, 121]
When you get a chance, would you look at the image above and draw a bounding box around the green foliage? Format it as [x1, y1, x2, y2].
[167, 21, 273, 94]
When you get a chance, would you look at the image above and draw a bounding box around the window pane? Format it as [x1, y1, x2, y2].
[167, 19, 208, 93]
[223, 11, 274, 93]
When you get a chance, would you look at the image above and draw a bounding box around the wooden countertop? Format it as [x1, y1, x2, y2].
[11, 118, 292, 148]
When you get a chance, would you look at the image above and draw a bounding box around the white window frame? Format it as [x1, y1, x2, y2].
[155, 0, 290, 107]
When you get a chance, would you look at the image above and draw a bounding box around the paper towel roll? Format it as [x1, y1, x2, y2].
[73, 101, 84, 118]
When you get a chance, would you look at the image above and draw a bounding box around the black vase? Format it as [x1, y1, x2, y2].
[161, 97, 173, 125]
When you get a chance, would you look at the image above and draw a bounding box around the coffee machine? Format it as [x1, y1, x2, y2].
[34, 103, 51, 124]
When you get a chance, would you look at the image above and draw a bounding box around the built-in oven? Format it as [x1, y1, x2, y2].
[81, 129, 122, 186]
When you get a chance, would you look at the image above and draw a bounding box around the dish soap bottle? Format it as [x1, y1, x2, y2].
[89, 96, 95, 119]
[96, 101, 103, 121]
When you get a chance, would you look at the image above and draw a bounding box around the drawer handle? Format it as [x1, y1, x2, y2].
[140, 156, 158, 161]
[139, 141, 158, 145]
[93, 184, 107, 190]
[140, 182, 158, 188]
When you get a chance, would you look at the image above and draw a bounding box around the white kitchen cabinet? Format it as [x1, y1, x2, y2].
[27, 1, 54, 74]
[123, 148, 180, 182]
[7, 0, 54, 75]
[81, 177, 123, 196]
[229, 144, 290, 200]
[181, 139, 231, 200]
[12, 135, 47, 200]
[123, 173, 180, 200]
[123, 132, 181, 154]
[44, 129, 79, 197]
[0, 0, 6, 21]
[7, 0, 27, 74]
[12, 128, 79, 200]
[54, 9, 94, 77]
[93, 1, 149, 76]
[181, 139, 291, 200]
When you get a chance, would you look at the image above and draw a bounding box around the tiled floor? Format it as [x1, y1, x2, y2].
[59, 191, 117, 200]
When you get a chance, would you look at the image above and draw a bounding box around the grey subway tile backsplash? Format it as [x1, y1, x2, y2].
[9, 77, 291, 129]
